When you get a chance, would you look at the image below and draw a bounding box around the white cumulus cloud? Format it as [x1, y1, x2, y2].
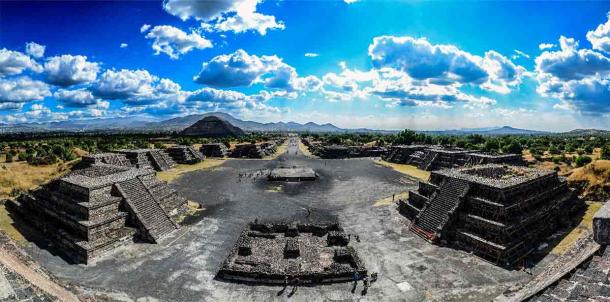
[0, 77, 50, 103]
[43, 55, 100, 86]
[535, 33, 610, 115]
[0, 48, 43, 77]
[54, 88, 101, 107]
[92, 68, 185, 105]
[25, 42, 46, 58]
[535, 36, 610, 81]
[163, 0, 284, 35]
[587, 12, 610, 53]
[143, 25, 212, 59]
[193, 49, 320, 93]
[368, 35, 524, 94]
[539, 43, 556, 50]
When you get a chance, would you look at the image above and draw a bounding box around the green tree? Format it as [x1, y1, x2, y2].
[503, 141, 523, 154]
[575, 155, 592, 167]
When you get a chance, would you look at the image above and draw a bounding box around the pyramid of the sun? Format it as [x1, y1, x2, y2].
[180, 116, 245, 137]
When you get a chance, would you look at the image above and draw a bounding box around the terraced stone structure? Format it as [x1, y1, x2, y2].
[200, 143, 229, 157]
[465, 152, 525, 166]
[118, 149, 176, 171]
[412, 148, 472, 171]
[399, 164, 581, 267]
[12, 164, 187, 264]
[76, 152, 132, 169]
[383, 145, 429, 164]
[230, 142, 277, 158]
[384, 145, 524, 171]
[167, 145, 204, 164]
[217, 219, 367, 284]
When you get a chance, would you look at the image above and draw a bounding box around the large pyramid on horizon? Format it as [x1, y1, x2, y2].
[180, 116, 245, 137]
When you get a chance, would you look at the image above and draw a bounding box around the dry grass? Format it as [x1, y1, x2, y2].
[0, 161, 74, 200]
[0, 203, 26, 245]
[297, 140, 316, 158]
[373, 191, 409, 207]
[551, 201, 603, 255]
[567, 160, 610, 185]
[565, 160, 610, 201]
[156, 158, 227, 182]
[374, 160, 431, 182]
[263, 140, 288, 160]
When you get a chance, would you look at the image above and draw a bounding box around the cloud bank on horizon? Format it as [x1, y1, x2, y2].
[1, 1, 610, 131]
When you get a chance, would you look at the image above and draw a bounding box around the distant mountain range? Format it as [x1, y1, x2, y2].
[0, 112, 607, 136]
[421, 126, 550, 136]
[0, 112, 396, 134]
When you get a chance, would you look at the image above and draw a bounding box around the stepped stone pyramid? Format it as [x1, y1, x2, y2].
[118, 149, 176, 171]
[167, 145, 204, 164]
[399, 164, 582, 267]
[12, 164, 187, 263]
[180, 116, 245, 137]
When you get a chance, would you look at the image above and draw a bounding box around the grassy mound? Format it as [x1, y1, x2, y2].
[567, 160, 610, 201]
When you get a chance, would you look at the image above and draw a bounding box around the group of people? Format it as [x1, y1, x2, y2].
[237, 169, 268, 182]
[278, 271, 379, 296]
[352, 271, 378, 295]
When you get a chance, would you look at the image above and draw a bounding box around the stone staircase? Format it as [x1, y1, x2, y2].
[117, 178, 178, 242]
[148, 151, 175, 171]
[105, 154, 131, 167]
[418, 152, 438, 171]
[410, 178, 470, 242]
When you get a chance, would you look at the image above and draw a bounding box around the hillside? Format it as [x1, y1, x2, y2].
[421, 126, 550, 136]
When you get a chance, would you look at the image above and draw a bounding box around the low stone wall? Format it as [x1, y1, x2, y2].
[594, 200, 610, 245]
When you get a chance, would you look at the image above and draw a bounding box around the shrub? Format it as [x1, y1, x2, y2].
[575, 156, 592, 167]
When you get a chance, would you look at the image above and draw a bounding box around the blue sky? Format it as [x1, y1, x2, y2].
[1, 1, 610, 130]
